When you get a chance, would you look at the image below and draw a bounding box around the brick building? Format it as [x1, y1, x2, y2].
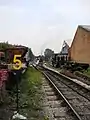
[70, 25, 90, 64]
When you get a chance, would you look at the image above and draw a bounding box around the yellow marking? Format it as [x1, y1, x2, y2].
[13, 55, 22, 70]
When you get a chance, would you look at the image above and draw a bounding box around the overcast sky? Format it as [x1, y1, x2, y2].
[0, 0, 90, 55]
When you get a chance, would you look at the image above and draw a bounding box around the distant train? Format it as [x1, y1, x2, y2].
[38, 57, 43, 66]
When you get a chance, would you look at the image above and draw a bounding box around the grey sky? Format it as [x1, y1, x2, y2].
[0, 0, 90, 55]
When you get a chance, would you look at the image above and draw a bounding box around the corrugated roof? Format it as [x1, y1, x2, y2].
[80, 25, 90, 32]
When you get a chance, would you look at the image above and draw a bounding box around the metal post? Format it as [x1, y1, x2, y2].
[16, 70, 19, 113]
[13, 70, 19, 112]
[12, 70, 27, 120]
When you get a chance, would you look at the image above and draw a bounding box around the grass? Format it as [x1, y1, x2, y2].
[18, 67, 44, 120]
[83, 67, 90, 76]
[0, 67, 49, 120]
[74, 67, 90, 77]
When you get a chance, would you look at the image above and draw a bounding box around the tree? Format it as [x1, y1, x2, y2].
[0, 41, 13, 50]
[44, 48, 54, 61]
[26, 48, 34, 61]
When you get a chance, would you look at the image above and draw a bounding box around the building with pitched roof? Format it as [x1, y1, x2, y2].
[59, 41, 69, 61]
[70, 25, 90, 64]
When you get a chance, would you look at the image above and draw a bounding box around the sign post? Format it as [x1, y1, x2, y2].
[12, 55, 27, 120]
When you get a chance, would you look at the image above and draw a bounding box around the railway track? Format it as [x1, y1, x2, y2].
[33, 65, 81, 119]
[43, 66, 90, 100]
[61, 70, 90, 86]
[34, 64, 90, 120]
[42, 77, 78, 120]
[74, 73, 90, 86]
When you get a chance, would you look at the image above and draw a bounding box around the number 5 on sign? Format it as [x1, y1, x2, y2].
[13, 55, 22, 70]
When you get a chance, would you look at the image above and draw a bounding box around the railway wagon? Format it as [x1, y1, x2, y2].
[38, 56, 43, 67]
